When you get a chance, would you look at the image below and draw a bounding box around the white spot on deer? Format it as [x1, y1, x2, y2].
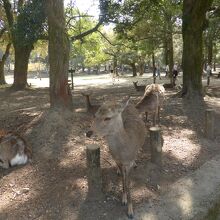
[10, 153, 28, 166]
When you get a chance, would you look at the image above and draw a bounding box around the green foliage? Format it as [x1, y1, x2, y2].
[112, 0, 182, 67]
[13, 0, 46, 47]
[66, 6, 110, 68]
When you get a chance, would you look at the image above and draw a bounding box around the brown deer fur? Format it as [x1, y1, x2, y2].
[86, 99, 146, 218]
[81, 92, 100, 116]
[132, 81, 146, 92]
[136, 84, 165, 125]
[0, 130, 32, 169]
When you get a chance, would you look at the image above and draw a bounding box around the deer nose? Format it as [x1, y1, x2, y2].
[85, 130, 93, 138]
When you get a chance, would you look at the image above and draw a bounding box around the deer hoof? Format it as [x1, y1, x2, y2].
[127, 204, 134, 219]
[117, 167, 121, 176]
[127, 213, 134, 219]
[122, 193, 127, 206]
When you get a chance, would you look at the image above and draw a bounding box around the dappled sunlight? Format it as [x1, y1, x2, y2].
[0, 165, 38, 212]
[1, 72, 220, 219]
[142, 212, 159, 220]
[176, 178, 194, 216]
[163, 128, 201, 162]
[205, 96, 220, 109]
[178, 190, 193, 216]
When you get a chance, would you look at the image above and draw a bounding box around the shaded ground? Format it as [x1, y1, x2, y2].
[0, 72, 220, 220]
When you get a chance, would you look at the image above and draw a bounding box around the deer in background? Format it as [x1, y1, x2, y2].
[86, 98, 146, 218]
[0, 130, 32, 169]
[136, 84, 165, 125]
[132, 81, 146, 92]
[81, 92, 100, 116]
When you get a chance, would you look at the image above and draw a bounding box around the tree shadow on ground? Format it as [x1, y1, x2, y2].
[1, 82, 220, 220]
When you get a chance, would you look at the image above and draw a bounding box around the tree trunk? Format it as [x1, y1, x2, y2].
[207, 38, 213, 65]
[113, 56, 119, 76]
[47, 0, 73, 110]
[167, 32, 174, 84]
[182, 0, 213, 99]
[0, 62, 6, 85]
[0, 43, 11, 85]
[152, 52, 156, 79]
[11, 45, 32, 90]
[165, 15, 174, 84]
[138, 57, 145, 76]
[131, 62, 137, 77]
[164, 40, 169, 66]
[213, 42, 217, 71]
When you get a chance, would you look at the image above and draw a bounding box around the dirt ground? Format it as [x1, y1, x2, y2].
[0, 72, 220, 220]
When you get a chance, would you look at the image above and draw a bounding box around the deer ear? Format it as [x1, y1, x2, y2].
[119, 97, 130, 112]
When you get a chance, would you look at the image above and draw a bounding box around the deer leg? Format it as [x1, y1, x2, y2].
[153, 112, 156, 126]
[116, 163, 122, 176]
[133, 161, 137, 169]
[145, 112, 148, 122]
[158, 106, 160, 124]
[123, 166, 133, 219]
[122, 166, 127, 206]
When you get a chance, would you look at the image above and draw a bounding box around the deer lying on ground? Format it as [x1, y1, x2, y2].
[86, 98, 146, 218]
[0, 130, 32, 169]
[81, 92, 100, 116]
[132, 81, 146, 92]
[136, 84, 165, 125]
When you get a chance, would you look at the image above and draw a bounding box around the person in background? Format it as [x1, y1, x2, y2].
[156, 63, 161, 79]
[165, 64, 169, 77]
[206, 63, 212, 86]
[172, 63, 178, 85]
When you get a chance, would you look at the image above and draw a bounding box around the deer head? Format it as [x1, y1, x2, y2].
[86, 98, 130, 138]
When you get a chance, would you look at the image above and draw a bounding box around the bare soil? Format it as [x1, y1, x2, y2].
[0, 73, 220, 220]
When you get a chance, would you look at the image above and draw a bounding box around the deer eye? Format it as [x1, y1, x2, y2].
[104, 117, 111, 121]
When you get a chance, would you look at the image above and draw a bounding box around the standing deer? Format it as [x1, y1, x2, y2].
[132, 81, 146, 92]
[0, 130, 32, 169]
[86, 99, 146, 218]
[81, 92, 100, 116]
[136, 84, 165, 125]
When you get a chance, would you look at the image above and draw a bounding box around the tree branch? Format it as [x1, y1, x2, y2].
[1, 42, 11, 62]
[97, 30, 127, 48]
[66, 15, 94, 27]
[97, 30, 116, 46]
[70, 17, 104, 42]
[2, 0, 14, 28]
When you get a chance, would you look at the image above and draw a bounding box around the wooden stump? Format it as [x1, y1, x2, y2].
[149, 127, 163, 167]
[86, 144, 102, 193]
[205, 109, 214, 139]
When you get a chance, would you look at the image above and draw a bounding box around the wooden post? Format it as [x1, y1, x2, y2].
[205, 109, 214, 139]
[68, 68, 74, 90]
[86, 144, 102, 193]
[149, 127, 163, 166]
[71, 70, 74, 90]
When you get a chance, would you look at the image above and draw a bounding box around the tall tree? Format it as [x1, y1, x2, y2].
[46, 0, 72, 109]
[182, 0, 214, 98]
[3, 0, 45, 90]
[0, 3, 10, 85]
[0, 42, 11, 84]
